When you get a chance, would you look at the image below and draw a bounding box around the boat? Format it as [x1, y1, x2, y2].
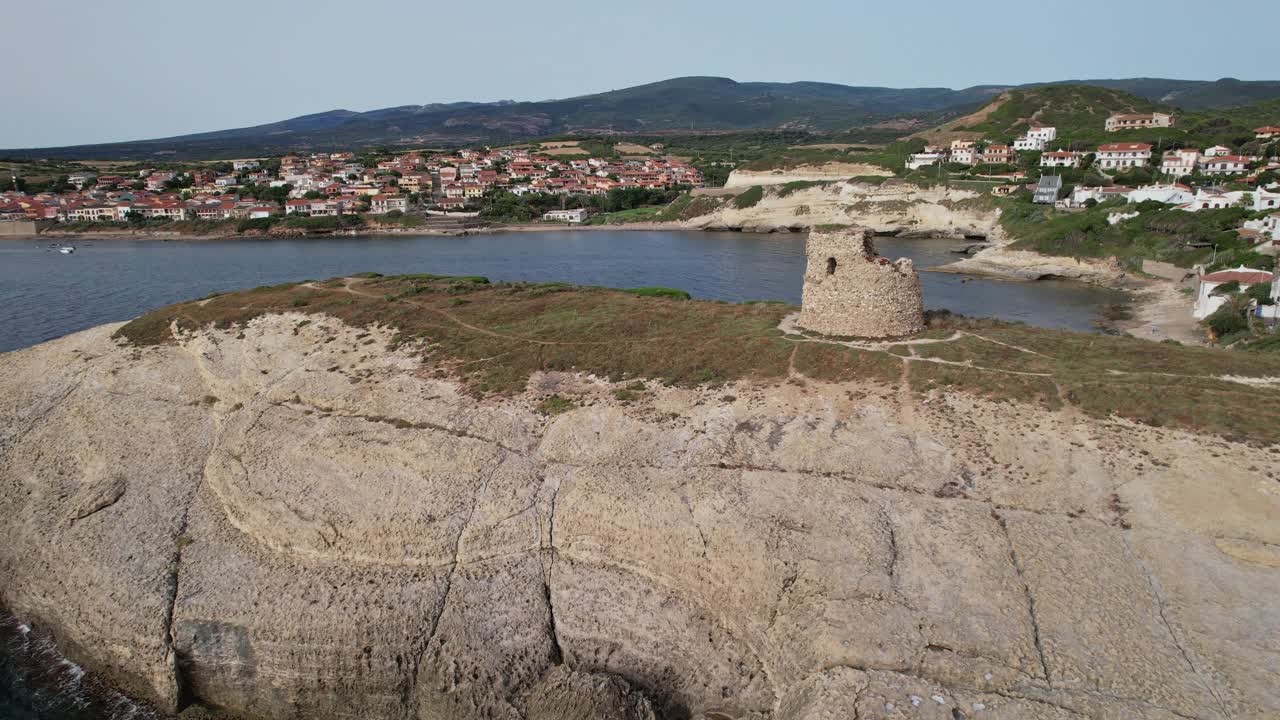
[58, 245, 75, 254]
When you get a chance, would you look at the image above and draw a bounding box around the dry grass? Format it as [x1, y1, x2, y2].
[112, 278, 1280, 444]
[613, 142, 656, 155]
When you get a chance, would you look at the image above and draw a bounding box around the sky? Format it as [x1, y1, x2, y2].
[3, 0, 1276, 148]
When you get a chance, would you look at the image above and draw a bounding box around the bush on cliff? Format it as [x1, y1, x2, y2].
[733, 185, 764, 209]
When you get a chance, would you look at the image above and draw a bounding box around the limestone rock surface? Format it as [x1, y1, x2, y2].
[1, 314, 1277, 720]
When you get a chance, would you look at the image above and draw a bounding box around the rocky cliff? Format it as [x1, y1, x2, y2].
[1, 296, 1278, 720]
[689, 181, 1005, 239]
[722, 165, 893, 189]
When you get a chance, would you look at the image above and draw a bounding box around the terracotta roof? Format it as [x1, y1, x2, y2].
[1200, 268, 1273, 285]
[1098, 143, 1153, 152]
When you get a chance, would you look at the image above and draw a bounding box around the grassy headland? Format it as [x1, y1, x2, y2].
[115, 274, 1280, 444]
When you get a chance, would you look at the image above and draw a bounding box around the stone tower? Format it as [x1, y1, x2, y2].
[796, 227, 925, 337]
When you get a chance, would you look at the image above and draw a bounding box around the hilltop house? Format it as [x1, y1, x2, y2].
[1014, 126, 1057, 151]
[1096, 143, 1152, 170]
[1193, 267, 1273, 319]
[1105, 112, 1175, 132]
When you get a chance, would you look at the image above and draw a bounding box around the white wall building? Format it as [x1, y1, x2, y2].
[1096, 143, 1152, 170]
[1040, 151, 1082, 168]
[543, 208, 588, 223]
[1203, 145, 1231, 158]
[1193, 267, 1273, 319]
[1201, 156, 1251, 176]
[1127, 184, 1195, 205]
[906, 152, 944, 170]
[1161, 149, 1199, 177]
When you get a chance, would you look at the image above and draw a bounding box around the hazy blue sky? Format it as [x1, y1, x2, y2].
[3, 0, 1275, 148]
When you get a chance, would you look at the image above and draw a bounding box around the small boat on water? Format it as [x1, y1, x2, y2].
[58, 245, 76, 254]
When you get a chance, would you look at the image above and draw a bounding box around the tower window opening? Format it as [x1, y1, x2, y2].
[826, 257, 837, 275]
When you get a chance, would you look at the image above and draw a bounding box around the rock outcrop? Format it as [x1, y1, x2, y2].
[722, 165, 892, 189]
[688, 180, 1004, 239]
[1, 315, 1278, 720]
[796, 228, 925, 337]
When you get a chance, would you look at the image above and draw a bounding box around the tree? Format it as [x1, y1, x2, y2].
[303, 190, 325, 199]
[1245, 281, 1274, 306]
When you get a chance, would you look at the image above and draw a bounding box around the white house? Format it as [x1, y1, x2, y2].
[1182, 188, 1247, 212]
[1040, 151, 1082, 168]
[950, 146, 978, 165]
[1161, 149, 1199, 176]
[1127, 184, 1195, 205]
[543, 208, 588, 223]
[1255, 126, 1280, 140]
[1096, 143, 1152, 170]
[1253, 186, 1280, 212]
[1026, 126, 1057, 144]
[369, 194, 408, 214]
[1193, 267, 1273, 319]
[1105, 112, 1175, 132]
[232, 160, 260, 172]
[906, 152, 944, 170]
[1070, 185, 1132, 206]
[1243, 212, 1280, 240]
[1201, 156, 1251, 176]
[1013, 136, 1047, 151]
[1203, 145, 1231, 158]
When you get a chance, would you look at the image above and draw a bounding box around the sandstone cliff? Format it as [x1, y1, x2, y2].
[1, 306, 1278, 720]
[688, 181, 1004, 240]
[722, 165, 893, 189]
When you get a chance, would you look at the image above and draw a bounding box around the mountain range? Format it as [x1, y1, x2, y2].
[6, 76, 1280, 161]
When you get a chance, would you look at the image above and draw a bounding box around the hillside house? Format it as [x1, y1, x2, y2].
[1096, 143, 1152, 169]
[1203, 145, 1231, 158]
[1104, 112, 1175, 132]
[1201, 156, 1251, 176]
[1161, 149, 1199, 176]
[232, 160, 260, 171]
[1033, 175, 1063, 204]
[1127, 184, 1194, 205]
[981, 145, 1016, 165]
[1183, 188, 1246, 212]
[1253, 187, 1280, 212]
[1193, 267, 1273, 319]
[1255, 126, 1280, 140]
[1040, 151, 1082, 168]
[906, 152, 943, 170]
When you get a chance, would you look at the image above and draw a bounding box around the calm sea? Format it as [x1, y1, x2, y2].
[0, 230, 1126, 354]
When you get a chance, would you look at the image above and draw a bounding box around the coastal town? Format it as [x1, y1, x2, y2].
[1, 108, 1278, 339]
[0, 145, 704, 226]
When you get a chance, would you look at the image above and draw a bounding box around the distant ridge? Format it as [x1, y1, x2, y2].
[4, 76, 1278, 160]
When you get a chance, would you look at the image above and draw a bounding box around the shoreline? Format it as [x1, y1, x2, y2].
[6, 222, 1202, 345]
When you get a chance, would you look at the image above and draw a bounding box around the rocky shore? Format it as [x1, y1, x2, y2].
[1, 294, 1276, 719]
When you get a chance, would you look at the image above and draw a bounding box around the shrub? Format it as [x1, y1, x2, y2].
[625, 287, 691, 300]
[536, 395, 575, 416]
[733, 185, 764, 209]
[1204, 306, 1248, 337]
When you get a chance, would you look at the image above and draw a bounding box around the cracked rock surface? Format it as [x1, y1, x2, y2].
[1, 314, 1277, 720]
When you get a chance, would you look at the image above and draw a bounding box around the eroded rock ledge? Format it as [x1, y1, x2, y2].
[1, 314, 1277, 720]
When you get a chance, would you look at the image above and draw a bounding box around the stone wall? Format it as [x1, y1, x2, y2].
[796, 227, 925, 337]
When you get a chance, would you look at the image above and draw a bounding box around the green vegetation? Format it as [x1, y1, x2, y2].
[536, 395, 576, 416]
[733, 185, 764, 209]
[623, 287, 691, 300]
[997, 195, 1271, 272]
[113, 275, 1280, 444]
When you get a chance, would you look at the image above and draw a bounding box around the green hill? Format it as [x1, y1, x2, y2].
[948, 85, 1167, 143]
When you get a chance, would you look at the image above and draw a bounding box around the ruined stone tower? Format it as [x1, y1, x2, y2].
[796, 227, 925, 337]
